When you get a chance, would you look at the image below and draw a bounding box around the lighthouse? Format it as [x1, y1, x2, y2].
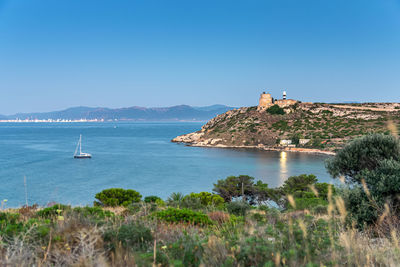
[283, 91, 287, 100]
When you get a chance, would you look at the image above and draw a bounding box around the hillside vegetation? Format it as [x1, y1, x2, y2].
[173, 102, 400, 152]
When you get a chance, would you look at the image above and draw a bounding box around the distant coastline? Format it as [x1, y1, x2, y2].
[0, 104, 235, 122]
[0, 119, 208, 123]
[0, 118, 105, 123]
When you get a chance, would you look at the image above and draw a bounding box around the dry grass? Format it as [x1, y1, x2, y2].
[1, 197, 400, 266]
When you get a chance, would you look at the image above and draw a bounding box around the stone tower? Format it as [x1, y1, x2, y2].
[257, 92, 273, 111]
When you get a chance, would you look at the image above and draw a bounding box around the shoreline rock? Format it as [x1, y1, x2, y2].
[172, 138, 335, 156]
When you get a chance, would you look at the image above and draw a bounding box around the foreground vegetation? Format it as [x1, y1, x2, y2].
[1, 133, 400, 266]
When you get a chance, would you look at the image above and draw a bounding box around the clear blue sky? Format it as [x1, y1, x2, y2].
[0, 0, 399, 114]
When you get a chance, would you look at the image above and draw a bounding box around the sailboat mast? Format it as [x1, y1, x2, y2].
[79, 134, 82, 154]
[74, 135, 79, 156]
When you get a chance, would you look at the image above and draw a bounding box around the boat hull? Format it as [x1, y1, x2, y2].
[74, 155, 92, 159]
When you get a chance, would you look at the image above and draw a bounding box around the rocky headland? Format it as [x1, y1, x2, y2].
[172, 102, 400, 155]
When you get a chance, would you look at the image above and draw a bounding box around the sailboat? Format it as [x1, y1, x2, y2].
[74, 134, 92, 159]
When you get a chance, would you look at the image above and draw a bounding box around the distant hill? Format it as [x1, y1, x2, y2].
[192, 104, 230, 112]
[3, 105, 235, 121]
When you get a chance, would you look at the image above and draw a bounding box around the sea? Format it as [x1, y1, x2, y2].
[0, 122, 332, 207]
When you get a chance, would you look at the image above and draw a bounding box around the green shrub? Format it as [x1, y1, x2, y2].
[236, 216, 335, 266]
[125, 202, 143, 214]
[280, 174, 318, 197]
[236, 235, 274, 265]
[183, 192, 225, 207]
[144, 195, 162, 203]
[155, 208, 213, 225]
[0, 212, 23, 237]
[293, 198, 328, 210]
[314, 182, 336, 200]
[326, 133, 400, 184]
[167, 192, 185, 207]
[94, 188, 142, 207]
[0, 212, 20, 223]
[226, 201, 251, 216]
[104, 222, 153, 251]
[341, 186, 377, 228]
[36, 204, 70, 219]
[347, 160, 400, 228]
[163, 233, 204, 266]
[312, 205, 328, 214]
[72, 206, 114, 219]
[272, 120, 289, 131]
[270, 174, 336, 209]
[181, 196, 203, 210]
[267, 104, 285, 115]
[326, 134, 400, 227]
[0, 213, 52, 239]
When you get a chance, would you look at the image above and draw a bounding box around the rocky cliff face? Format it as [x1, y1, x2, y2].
[172, 102, 400, 152]
[172, 106, 299, 147]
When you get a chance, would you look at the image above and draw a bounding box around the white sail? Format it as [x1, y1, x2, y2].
[74, 135, 81, 156]
[74, 134, 91, 158]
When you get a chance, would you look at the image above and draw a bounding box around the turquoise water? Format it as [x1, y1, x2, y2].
[0, 122, 332, 207]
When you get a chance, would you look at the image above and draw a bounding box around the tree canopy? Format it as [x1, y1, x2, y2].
[325, 133, 400, 184]
[95, 188, 142, 207]
[325, 133, 400, 228]
[213, 174, 332, 209]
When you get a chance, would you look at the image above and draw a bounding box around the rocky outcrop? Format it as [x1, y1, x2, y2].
[172, 131, 204, 143]
[172, 102, 400, 154]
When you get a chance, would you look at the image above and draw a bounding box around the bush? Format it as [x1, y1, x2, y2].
[314, 182, 335, 200]
[104, 222, 153, 251]
[293, 198, 328, 210]
[226, 201, 251, 216]
[155, 208, 213, 225]
[272, 120, 289, 131]
[94, 188, 142, 207]
[326, 133, 400, 184]
[0, 212, 23, 237]
[326, 134, 400, 228]
[341, 186, 377, 228]
[347, 160, 400, 228]
[181, 196, 203, 210]
[271, 174, 336, 209]
[144, 195, 162, 203]
[163, 233, 204, 266]
[167, 192, 185, 207]
[124, 203, 143, 214]
[312, 205, 328, 214]
[183, 192, 225, 207]
[280, 174, 318, 197]
[36, 204, 70, 219]
[72, 206, 114, 219]
[266, 104, 285, 115]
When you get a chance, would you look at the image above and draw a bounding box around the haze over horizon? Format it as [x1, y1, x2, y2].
[0, 0, 399, 114]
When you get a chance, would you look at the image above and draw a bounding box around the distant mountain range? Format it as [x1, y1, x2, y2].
[0, 105, 235, 121]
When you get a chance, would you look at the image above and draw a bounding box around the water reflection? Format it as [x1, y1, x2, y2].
[280, 151, 288, 183]
[206, 148, 331, 188]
